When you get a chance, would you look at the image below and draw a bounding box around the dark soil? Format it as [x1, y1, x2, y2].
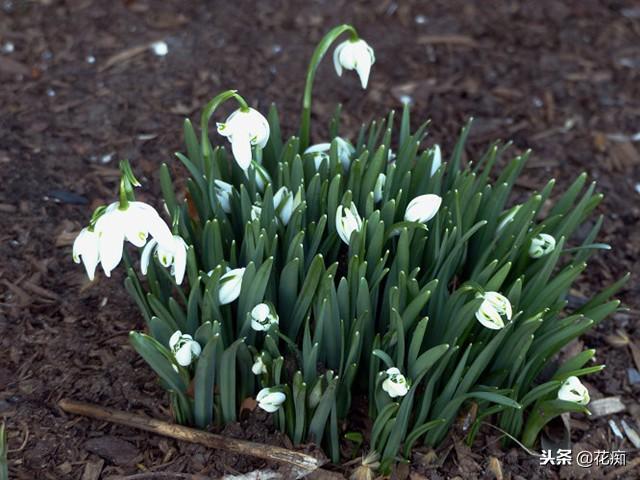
[1, 0, 639, 479]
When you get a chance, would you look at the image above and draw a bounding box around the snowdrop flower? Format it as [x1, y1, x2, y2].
[251, 303, 279, 331]
[304, 137, 355, 171]
[404, 194, 442, 223]
[169, 330, 201, 367]
[273, 186, 302, 225]
[475, 291, 512, 330]
[141, 234, 188, 285]
[333, 38, 375, 89]
[336, 202, 363, 245]
[73, 227, 100, 281]
[529, 233, 556, 258]
[373, 173, 386, 203]
[557, 376, 590, 405]
[217, 108, 270, 171]
[214, 180, 233, 213]
[218, 267, 245, 305]
[256, 388, 286, 413]
[252, 355, 268, 375]
[94, 201, 173, 277]
[430, 144, 441, 177]
[382, 367, 410, 398]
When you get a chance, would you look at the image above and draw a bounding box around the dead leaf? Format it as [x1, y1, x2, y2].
[589, 397, 626, 417]
[81, 459, 104, 480]
[628, 340, 640, 373]
[240, 396, 258, 414]
[487, 456, 503, 480]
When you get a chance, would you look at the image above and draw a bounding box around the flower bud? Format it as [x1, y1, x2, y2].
[218, 267, 245, 305]
[333, 38, 375, 89]
[557, 376, 590, 405]
[404, 194, 442, 223]
[381, 367, 410, 398]
[256, 388, 286, 413]
[529, 233, 556, 258]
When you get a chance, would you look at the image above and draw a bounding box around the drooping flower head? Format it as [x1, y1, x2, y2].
[94, 201, 173, 277]
[213, 179, 234, 213]
[304, 137, 355, 171]
[252, 354, 268, 375]
[333, 38, 375, 89]
[373, 173, 386, 203]
[273, 186, 302, 225]
[141, 234, 188, 285]
[251, 303, 279, 331]
[336, 202, 363, 245]
[169, 330, 201, 367]
[557, 376, 590, 405]
[256, 387, 286, 413]
[382, 367, 410, 398]
[218, 267, 246, 305]
[529, 233, 556, 258]
[217, 108, 270, 171]
[404, 194, 442, 223]
[475, 291, 513, 330]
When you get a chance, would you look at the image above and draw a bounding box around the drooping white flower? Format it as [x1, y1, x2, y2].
[373, 173, 386, 203]
[73, 227, 100, 281]
[252, 355, 268, 375]
[475, 291, 512, 330]
[557, 376, 590, 405]
[273, 186, 302, 225]
[256, 388, 286, 413]
[251, 303, 279, 331]
[217, 108, 270, 170]
[336, 202, 363, 245]
[141, 234, 188, 285]
[94, 201, 173, 277]
[169, 330, 201, 367]
[333, 38, 375, 89]
[303, 137, 354, 171]
[430, 144, 441, 177]
[529, 233, 556, 258]
[382, 367, 410, 398]
[214, 180, 233, 213]
[218, 267, 245, 305]
[404, 194, 442, 223]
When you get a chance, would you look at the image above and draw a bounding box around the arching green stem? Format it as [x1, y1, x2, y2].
[200, 90, 250, 163]
[299, 24, 358, 152]
[117, 159, 140, 210]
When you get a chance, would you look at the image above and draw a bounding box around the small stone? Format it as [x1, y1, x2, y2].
[415, 14, 427, 25]
[84, 436, 139, 465]
[628, 368, 640, 385]
[150, 41, 168, 56]
[86, 55, 96, 64]
[2, 41, 14, 53]
[589, 396, 626, 417]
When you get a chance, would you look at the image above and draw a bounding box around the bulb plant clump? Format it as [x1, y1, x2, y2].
[73, 24, 627, 472]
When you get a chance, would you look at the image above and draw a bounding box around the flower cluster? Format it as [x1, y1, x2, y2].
[73, 23, 622, 474]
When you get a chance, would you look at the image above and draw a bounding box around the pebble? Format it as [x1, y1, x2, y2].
[150, 41, 168, 56]
[2, 41, 14, 53]
[628, 368, 640, 385]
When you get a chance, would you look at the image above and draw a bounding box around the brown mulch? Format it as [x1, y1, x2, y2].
[0, 0, 639, 479]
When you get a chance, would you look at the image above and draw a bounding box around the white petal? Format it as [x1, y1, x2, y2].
[190, 340, 202, 358]
[169, 330, 182, 349]
[354, 50, 372, 89]
[430, 144, 442, 177]
[475, 302, 505, 330]
[404, 194, 442, 223]
[173, 237, 187, 285]
[140, 238, 158, 276]
[175, 343, 193, 366]
[333, 42, 345, 76]
[231, 134, 252, 170]
[97, 222, 125, 277]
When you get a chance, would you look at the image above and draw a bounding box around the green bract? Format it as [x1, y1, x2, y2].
[79, 24, 626, 473]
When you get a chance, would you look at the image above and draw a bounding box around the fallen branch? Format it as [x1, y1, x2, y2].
[58, 399, 327, 478]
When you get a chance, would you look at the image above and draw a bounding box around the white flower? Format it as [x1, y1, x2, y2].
[333, 38, 375, 89]
[382, 367, 410, 398]
[304, 137, 354, 171]
[169, 330, 201, 367]
[217, 108, 270, 171]
[73, 227, 100, 281]
[475, 291, 512, 330]
[404, 194, 442, 223]
[141, 234, 188, 285]
[430, 144, 441, 177]
[218, 267, 245, 305]
[251, 303, 279, 331]
[214, 180, 233, 213]
[256, 388, 286, 413]
[252, 355, 268, 375]
[94, 201, 173, 277]
[273, 186, 302, 225]
[529, 233, 556, 258]
[373, 173, 386, 203]
[557, 376, 590, 405]
[336, 202, 363, 245]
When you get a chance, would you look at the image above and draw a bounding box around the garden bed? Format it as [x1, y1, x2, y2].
[1, 0, 639, 478]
